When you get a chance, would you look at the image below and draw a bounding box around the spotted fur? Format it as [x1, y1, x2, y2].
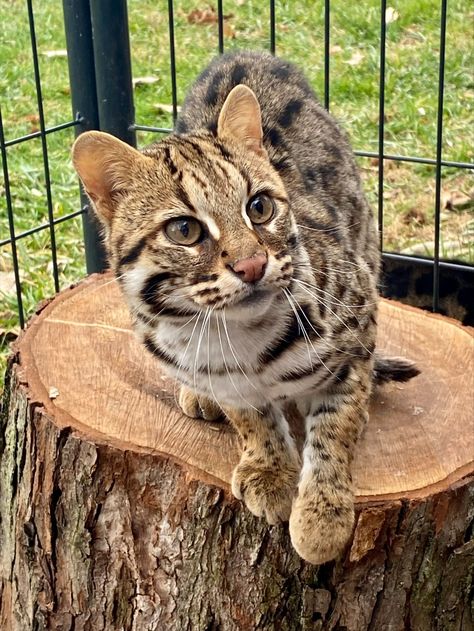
[72, 51, 417, 565]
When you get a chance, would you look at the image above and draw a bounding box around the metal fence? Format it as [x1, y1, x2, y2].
[1, 0, 473, 338]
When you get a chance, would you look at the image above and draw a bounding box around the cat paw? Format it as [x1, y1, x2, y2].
[178, 386, 222, 421]
[232, 455, 300, 525]
[289, 490, 354, 565]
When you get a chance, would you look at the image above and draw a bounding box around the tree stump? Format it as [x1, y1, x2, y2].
[1, 273, 473, 631]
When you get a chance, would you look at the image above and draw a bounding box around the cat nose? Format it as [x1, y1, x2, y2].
[229, 253, 268, 283]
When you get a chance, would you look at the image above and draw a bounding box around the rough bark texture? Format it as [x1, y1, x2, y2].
[1, 358, 473, 631]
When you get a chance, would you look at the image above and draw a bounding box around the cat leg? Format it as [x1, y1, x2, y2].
[224, 405, 301, 524]
[178, 384, 222, 421]
[289, 362, 371, 564]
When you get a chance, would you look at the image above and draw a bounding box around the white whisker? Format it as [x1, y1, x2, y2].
[294, 281, 374, 356]
[206, 308, 221, 411]
[216, 313, 261, 413]
[222, 310, 259, 392]
[173, 311, 203, 409]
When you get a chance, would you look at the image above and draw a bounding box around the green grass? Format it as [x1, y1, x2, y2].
[1, 0, 473, 377]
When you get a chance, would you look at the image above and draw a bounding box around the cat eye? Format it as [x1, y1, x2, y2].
[246, 194, 275, 225]
[164, 217, 203, 245]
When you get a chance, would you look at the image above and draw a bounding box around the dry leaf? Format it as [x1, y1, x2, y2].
[133, 76, 159, 88]
[403, 207, 427, 225]
[442, 190, 473, 211]
[23, 113, 40, 134]
[43, 49, 67, 58]
[330, 45, 343, 54]
[386, 7, 399, 24]
[345, 51, 364, 66]
[223, 22, 236, 38]
[187, 7, 234, 24]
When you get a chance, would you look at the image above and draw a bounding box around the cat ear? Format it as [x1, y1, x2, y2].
[217, 85, 266, 155]
[72, 131, 148, 225]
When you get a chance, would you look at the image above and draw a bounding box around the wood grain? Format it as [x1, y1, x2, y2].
[2, 273, 473, 630]
[19, 272, 474, 501]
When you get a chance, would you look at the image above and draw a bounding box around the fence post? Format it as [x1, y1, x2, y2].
[89, 0, 136, 147]
[62, 0, 107, 274]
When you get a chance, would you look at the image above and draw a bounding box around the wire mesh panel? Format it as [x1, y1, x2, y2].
[0, 0, 87, 347]
[1, 0, 473, 372]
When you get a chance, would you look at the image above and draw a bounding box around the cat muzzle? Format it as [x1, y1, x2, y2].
[229, 253, 268, 283]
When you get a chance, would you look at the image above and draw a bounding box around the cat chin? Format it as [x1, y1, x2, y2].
[220, 290, 276, 321]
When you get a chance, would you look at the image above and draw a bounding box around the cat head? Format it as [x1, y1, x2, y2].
[72, 85, 298, 321]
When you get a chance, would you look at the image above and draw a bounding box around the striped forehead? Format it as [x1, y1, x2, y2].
[178, 159, 248, 240]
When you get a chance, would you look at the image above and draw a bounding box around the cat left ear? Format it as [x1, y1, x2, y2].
[72, 131, 150, 226]
[217, 85, 266, 156]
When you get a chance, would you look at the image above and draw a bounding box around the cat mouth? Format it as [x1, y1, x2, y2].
[237, 289, 272, 307]
[235, 286, 274, 307]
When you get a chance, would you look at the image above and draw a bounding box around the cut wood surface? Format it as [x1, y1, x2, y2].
[1, 273, 473, 631]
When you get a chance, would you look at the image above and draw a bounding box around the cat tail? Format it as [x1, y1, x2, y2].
[373, 354, 420, 386]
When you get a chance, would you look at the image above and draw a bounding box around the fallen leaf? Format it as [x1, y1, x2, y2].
[43, 49, 67, 58]
[386, 7, 399, 24]
[223, 22, 236, 38]
[23, 114, 40, 134]
[345, 51, 364, 66]
[403, 207, 427, 225]
[417, 106, 426, 116]
[187, 7, 234, 24]
[330, 45, 343, 54]
[133, 76, 159, 88]
[442, 190, 473, 211]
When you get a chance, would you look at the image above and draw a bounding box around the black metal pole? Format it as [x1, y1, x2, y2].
[433, 0, 447, 312]
[63, 0, 107, 273]
[269, 0, 276, 55]
[378, 0, 387, 252]
[168, 0, 179, 125]
[89, 0, 136, 147]
[324, 0, 330, 110]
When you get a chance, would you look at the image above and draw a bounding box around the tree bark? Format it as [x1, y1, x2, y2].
[1, 274, 473, 631]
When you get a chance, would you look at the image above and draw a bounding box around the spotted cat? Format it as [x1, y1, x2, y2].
[72, 51, 418, 564]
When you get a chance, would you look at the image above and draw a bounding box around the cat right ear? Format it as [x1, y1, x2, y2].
[72, 131, 148, 225]
[217, 85, 266, 156]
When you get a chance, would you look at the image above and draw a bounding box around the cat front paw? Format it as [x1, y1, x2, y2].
[178, 385, 222, 421]
[289, 488, 354, 565]
[232, 453, 300, 525]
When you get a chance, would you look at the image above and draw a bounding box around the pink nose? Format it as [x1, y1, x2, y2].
[231, 253, 267, 283]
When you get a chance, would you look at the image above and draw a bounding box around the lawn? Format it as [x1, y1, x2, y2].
[0, 0, 473, 377]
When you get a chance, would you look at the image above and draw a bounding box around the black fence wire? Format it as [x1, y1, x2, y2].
[0, 0, 473, 338]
